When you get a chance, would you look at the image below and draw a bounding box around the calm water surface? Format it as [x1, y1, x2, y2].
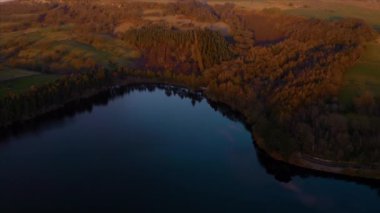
[0, 86, 379, 212]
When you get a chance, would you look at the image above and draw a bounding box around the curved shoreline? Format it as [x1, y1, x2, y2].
[1, 77, 380, 180]
[204, 95, 380, 180]
[253, 133, 380, 180]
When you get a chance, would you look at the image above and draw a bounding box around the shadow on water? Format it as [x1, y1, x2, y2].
[0, 84, 379, 196]
[0, 84, 203, 144]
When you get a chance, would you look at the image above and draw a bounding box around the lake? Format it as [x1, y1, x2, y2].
[0, 85, 379, 212]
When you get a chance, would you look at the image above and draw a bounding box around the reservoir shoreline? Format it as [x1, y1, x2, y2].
[1, 76, 380, 181]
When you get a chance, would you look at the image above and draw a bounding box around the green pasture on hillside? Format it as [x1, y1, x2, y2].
[339, 41, 380, 105]
[0, 74, 59, 98]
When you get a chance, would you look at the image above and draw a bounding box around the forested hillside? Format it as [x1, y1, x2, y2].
[0, 0, 379, 178]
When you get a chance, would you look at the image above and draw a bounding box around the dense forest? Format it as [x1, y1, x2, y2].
[0, 0, 379, 178]
[122, 26, 233, 71]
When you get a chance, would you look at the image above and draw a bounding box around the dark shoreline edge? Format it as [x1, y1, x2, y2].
[1, 77, 380, 181]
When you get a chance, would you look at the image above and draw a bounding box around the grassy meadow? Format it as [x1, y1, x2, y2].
[0, 67, 40, 82]
[284, 3, 380, 28]
[0, 14, 138, 99]
[339, 41, 380, 106]
[0, 73, 59, 98]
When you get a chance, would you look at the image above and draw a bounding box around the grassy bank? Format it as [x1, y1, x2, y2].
[0, 72, 59, 98]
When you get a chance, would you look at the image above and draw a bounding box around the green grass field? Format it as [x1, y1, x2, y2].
[339, 41, 380, 105]
[0, 21, 137, 99]
[284, 3, 380, 29]
[0, 74, 59, 98]
[0, 25, 137, 70]
[0, 68, 40, 82]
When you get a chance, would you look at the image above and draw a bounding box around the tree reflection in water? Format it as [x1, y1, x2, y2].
[0, 84, 379, 197]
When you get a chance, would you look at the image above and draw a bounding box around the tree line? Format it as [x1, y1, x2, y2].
[1, 0, 379, 166]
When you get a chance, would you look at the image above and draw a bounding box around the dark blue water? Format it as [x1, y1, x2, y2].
[0, 86, 379, 212]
